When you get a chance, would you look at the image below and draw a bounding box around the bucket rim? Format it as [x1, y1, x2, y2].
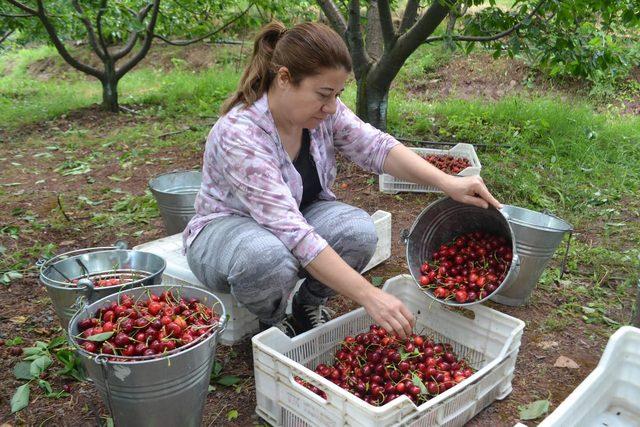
[405, 197, 520, 307]
[67, 284, 226, 366]
[148, 169, 202, 191]
[40, 248, 166, 290]
[500, 204, 573, 233]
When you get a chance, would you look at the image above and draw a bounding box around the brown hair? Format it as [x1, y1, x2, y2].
[220, 21, 352, 114]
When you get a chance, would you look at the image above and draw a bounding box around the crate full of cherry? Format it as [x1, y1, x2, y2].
[379, 143, 481, 194]
[252, 275, 525, 427]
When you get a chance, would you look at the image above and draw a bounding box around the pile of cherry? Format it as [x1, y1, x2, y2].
[73, 290, 220, 361]
[296, 325, 474, 406]
[418, 231, 513, 304]
[69, 274, 130, 288]
[422, 154, 471, 175]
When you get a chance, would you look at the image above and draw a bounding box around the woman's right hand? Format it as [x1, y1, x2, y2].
[361, 287, 415, 339]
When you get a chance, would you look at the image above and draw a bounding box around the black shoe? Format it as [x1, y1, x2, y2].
[291, 294, 335, 334]
[259, 315, 299, 338]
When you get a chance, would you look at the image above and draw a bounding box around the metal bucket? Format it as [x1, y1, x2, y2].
[491, 205, 572, 306]
[68, 285, 226, 427]
[404, 197, 521, 306]
[39, 248, 166, 328]
[149, 170, 202, 235]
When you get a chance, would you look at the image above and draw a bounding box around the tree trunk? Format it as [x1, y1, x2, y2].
[101, 64, 119, 112]
[365, 0, 384, 60]
[356, 75, 389, 131]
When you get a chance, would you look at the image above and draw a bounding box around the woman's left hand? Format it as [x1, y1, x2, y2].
[441, 175, 502, 209]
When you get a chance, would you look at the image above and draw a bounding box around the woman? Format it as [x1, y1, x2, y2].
[185, 21, 500, 339]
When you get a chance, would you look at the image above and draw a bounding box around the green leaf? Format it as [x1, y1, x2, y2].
[371, 276, 384, 287]
[14, 361, 34, 380]
[226, 409, 239, 421]
[518, 399, 550, 420]
[216, 375, 241, 386]
[412, 373, 428, 395]
[211, 360, 223, 378]
[45, 390, 70, 399]
[106, 417, 115, 427]
[38, 379, 53, 394]
[85, 331, 114, 342]
[7, 337, 24, 346]
[47, 336, 68, 349]
[6, 271, 23, 280]
[11, 384, 30, 413]
[23, 347, 45, 357]
[30, 355, 52, 377]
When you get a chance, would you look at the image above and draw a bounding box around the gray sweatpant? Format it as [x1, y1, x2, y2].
[186, 201, 377, 325]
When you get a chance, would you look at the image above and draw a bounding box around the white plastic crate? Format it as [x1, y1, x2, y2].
[379, 143, 482, 194]
[363, 210, 392, 273]
[252, 274, 525, 427]
[539, 326, 640, 427]
[133, 211, 391, 345]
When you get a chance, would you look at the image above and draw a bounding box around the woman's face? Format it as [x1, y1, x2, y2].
[274, 67, 349, 129]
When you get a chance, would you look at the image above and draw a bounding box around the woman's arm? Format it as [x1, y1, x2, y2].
[305, 245, 415, 338]
[383, 144, 502, 209]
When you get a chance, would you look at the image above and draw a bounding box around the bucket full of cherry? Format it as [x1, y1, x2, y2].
[404, 197, 521, 306]
[68, 284, 226, 427]
[39, 247, 166, 328]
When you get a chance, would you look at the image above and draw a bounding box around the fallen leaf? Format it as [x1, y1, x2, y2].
[9, 316, 28, 324]
[59, 240, 76, 246]
[554, 355, 579, 369]
[518, 399, 550, 420]
[537, 341, 558, 350]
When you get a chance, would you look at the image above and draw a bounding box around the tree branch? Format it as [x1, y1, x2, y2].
[425, 0, 548, 43]
[153, 3, 253, 46]
[365, 1, 383, 60]
[399, 0, 419, 34]
[112, 3, 154, 60]
[396, 0, 451, 61]
[34, 0, 103, 79]
[71, 0, 107, 60]
[0, 11, 34, 17]
[316, 0, 347, 38]
[95, 0, 111, 60]
[116, 0, 160, 79]
[4, 0, 37, 15]
[0, 29, 16, 45]
[346, 0, 372, 79]
[377, 0, 395, 50]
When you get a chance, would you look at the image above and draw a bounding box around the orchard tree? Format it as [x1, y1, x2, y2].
[1, 0, 255, 112]
[317, 0, 639, 130]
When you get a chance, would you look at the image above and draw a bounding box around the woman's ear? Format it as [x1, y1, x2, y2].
[275, 66, 291, 89]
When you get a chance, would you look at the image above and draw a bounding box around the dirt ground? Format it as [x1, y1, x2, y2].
[0, 46, 636, 426]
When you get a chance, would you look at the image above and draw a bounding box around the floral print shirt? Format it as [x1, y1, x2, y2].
[183, 93, 400, 266]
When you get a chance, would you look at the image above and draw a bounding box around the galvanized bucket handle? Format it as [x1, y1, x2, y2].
[541, 209, 573, 280]
[558, 229, 572, 280]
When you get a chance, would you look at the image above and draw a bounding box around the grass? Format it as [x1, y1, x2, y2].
[1, 43, 639, 326]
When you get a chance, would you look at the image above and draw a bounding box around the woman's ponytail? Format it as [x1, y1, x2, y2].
[221, 20, 351, 115]
[220, 21, 287, 114]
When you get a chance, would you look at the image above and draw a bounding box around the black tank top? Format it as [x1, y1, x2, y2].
[293, 129, 322, 210]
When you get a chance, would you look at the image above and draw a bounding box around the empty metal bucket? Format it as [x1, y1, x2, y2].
[68, 285, 226, 427]
[491, 205, 572, 306]
[149, 170, 202, 235]
[404, 197, 521, 306]
[39, 248, 165, 328]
